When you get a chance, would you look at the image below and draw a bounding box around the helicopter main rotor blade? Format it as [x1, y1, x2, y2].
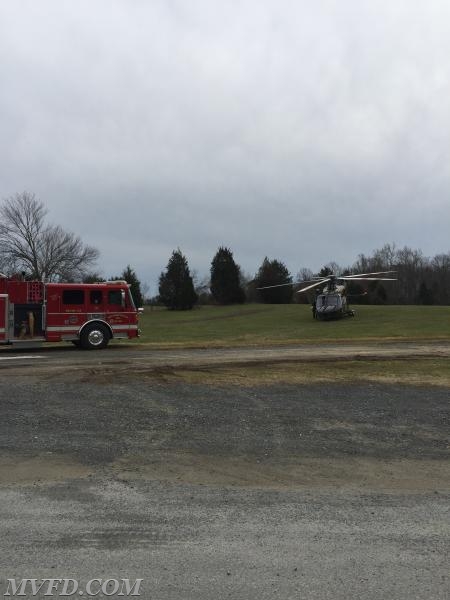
[297, 279, 330, 293]
[342, 277, 397, 281]
[257, 282, 294, 290]
[340, 271, 397, 279]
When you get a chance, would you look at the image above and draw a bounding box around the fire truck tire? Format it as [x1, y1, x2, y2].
[80, 323, 110, 350]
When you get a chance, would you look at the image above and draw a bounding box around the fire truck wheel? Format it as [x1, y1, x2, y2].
[80, 323, 110, 350]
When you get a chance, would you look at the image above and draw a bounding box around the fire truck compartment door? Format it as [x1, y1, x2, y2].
[0, 294, 7, 341]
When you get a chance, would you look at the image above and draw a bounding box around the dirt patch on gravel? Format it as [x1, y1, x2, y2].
[4, 451, 446, 493]
[14, 357, 450, 388]
[0, 454, 92, 485]
[113, 453, 450, 492]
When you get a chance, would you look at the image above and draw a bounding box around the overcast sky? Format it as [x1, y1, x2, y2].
[1, 0, 450, 290]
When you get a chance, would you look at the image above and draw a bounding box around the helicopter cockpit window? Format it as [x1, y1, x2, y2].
[318, 294, 341, 308]
[328, 295, 341, 308]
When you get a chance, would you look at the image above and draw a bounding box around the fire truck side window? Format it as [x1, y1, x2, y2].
[108, 290, 122, 305]
[90, 290, 102, 305]
[62, 290, 84, 304]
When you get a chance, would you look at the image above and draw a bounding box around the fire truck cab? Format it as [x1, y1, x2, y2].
[0, 275, 141, 349]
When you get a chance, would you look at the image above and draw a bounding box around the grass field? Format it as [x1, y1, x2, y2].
[137, 303, 450, 347]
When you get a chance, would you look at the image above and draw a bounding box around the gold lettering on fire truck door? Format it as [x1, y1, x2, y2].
[108, 314, 128, 324]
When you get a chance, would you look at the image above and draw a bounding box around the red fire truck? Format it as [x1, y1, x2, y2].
[0, 275, 142, 349]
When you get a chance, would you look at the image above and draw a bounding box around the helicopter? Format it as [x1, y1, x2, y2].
[258, 271, 397, 320]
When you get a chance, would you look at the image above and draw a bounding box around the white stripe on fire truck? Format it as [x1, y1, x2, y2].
[45, 325, 138, 332]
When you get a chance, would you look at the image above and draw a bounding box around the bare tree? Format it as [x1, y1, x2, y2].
[0, 191, 99, 281]
[296, 267, 314, 282]
[323, 261, 342, 276]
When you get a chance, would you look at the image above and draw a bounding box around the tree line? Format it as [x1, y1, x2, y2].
[2, 193, 450, 308]
[155, 243, 450, 309]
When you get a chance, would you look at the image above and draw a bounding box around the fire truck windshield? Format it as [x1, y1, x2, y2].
[127, 288, 137, 310]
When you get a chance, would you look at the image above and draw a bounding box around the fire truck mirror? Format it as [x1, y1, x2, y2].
[121, 289, 126, 308]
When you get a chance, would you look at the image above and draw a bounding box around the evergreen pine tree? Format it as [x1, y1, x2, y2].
[255, 257, 293, 303]
[210, 246, 245, 304]
[159, 249, 198, 310]
[110, 265, 144, 307]
[121, 265, 144, 307]
[319, 266, 333, 277]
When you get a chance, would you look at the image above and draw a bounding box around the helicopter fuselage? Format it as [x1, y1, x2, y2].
[258, 270, 395, 320]
[313, 285, 355, 320]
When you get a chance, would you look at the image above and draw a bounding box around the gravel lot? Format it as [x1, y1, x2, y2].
[0, 347, 449, 599]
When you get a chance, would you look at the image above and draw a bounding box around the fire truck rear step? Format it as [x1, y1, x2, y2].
[10, 338, 44, 348]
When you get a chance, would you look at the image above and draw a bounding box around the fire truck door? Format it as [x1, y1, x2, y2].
[0, 294, 7, 342]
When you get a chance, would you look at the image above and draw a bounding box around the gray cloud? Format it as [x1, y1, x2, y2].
[1, 0, 450, 288]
